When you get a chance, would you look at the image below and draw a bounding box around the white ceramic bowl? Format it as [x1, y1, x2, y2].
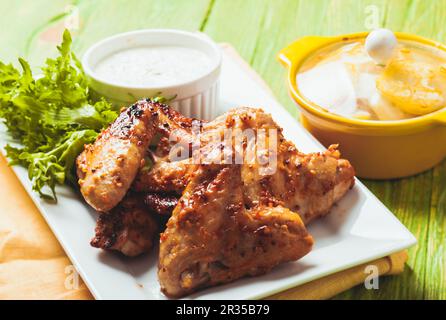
[82, 29, 221, 120]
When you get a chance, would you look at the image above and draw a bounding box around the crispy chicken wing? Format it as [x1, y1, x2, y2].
[202, 108, 355, 222]
[78, 101, 355, 296]
[135, 107, 355, 223]
[77, 99, 202, 212]
[77, 100, 159, 212]
[90, 193, 159, 257]
[158, 164, 313, 297]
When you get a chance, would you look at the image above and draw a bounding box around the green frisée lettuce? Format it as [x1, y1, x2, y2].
[0, 30, 119, 200]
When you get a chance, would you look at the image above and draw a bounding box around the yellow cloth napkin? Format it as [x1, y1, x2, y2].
[0, 44, 408, 299]
[0, 154, 92, 299]
[267, 251, 407, 300]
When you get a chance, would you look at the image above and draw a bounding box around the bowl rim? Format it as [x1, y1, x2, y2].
[81, 28, 222, 91]
[281, 31, 446, 129]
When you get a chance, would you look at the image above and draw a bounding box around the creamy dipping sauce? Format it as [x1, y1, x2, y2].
[297, 39, 446, 120]
[94, 46, 212, 87]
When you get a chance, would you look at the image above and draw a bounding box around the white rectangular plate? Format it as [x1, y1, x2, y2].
[0, 49, 416, 300]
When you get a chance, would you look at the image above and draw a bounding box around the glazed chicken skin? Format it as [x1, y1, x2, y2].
[134, 107, 355, 223]
[90, 192, 159, 257]
[158, 164, 314, 297]
[133, 158, 193, 194]
[76, 99, 200, 212]
[219, 108, 355, 223]
[77, 100, 158, 212]
[78, 99, 200, 256]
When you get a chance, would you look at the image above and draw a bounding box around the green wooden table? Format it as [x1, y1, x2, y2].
[1, 0, 445, 300]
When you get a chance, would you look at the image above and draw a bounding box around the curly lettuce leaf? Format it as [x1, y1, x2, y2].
[0, 30, 119, 200]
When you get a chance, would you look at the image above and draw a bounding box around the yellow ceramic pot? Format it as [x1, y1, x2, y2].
[278, 32, 446, 179]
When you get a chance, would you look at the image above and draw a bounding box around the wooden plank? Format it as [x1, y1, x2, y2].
[72, 0, 212, 53]
[0, 0, 72, 64]
[203, 0, 269, 62]
[0, 0, 211, 69]
[425, 160, 446, 299]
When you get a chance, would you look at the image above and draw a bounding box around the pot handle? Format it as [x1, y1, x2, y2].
[433, 109, 446, 125]
[277, 36, 337, 68]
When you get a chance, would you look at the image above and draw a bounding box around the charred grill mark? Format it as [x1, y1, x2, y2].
[90, 192, 160, 256]
[129, 102, 144, 117]
[226, 202, 243, 217]
[108, 100, 161, 139]
[157, 100, 200, 129]
[90, 209, 123, 249]
[144, 193, 179, 216]
[110, 102, 145, 138]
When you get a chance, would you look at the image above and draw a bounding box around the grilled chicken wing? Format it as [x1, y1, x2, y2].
[229, 108, 355, 222]
[158, 164, 313, 297]
[135, 107, 355, 223]
[77, 99, 202, 212]
[90, 193, 159, 257]
[78, 101, 355, 296]
[201, 108, 355, 222]
[77, 100, 159, 212]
